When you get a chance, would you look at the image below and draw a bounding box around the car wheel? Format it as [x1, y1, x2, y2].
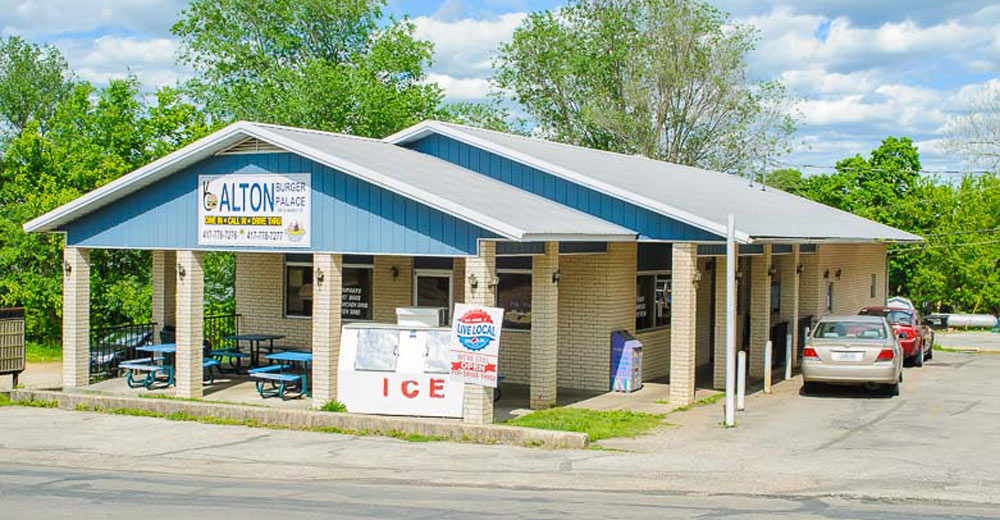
[885, 381, 900, 397]
[926, 335, 934, 360]
[914, 342, 924, 367]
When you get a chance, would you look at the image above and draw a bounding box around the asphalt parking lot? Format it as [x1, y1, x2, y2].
[1, 350, 998, 517]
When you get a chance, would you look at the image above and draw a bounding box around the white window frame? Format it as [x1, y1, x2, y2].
[412, 268, 454, 316]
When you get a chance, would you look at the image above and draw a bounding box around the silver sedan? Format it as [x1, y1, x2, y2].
[801, 315, 903, 396]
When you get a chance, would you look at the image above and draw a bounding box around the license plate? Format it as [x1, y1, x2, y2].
[833, 351, 863, 362]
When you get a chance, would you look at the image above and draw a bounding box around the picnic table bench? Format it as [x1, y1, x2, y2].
[121, 344, 222, 389]
[248, 364, 309, 400]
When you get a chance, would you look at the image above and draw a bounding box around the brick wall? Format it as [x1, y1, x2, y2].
[556, 242, 636, 392]
[373, 256, 412, 323]
[637, 327, 669, 382]
[235, 253, 312, 348]
[812, 243, 887, 318]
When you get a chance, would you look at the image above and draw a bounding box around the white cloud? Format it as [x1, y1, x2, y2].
[413, 12, 525, 78]
[0, 0, 187, 38]
[55, 35, 187, 89]
[426, 73, 491, 101]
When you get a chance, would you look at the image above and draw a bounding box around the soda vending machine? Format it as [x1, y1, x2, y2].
[610, 330, 643, 392]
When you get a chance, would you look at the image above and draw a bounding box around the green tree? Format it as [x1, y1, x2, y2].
[759, 168, 806, 194]
[172, 0, 444, 137]
[493, 0, 795, 175]
[0, 36, 75, 141]
[0, 78, 209, 345]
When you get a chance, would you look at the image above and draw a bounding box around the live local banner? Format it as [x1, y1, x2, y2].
[198, 173, 311, 248]
[449, 303, 504, 388]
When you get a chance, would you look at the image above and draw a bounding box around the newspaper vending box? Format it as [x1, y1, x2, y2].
[610, 330, 643, 392]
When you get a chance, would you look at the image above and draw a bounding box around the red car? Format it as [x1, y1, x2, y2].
[859, 306, 934, 366]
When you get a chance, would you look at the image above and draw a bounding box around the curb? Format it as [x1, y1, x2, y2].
[5, 389, 588, 449]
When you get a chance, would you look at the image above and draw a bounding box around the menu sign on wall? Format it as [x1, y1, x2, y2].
[198, 173, 311, 247]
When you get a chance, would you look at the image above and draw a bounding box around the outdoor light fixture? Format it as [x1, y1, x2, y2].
[390, 266, 399, 279]
[823, 269, 830, 279]
[488, 276, 500, 290]
[314, 266, 325, 285]
[552, 269, 561, 284]
[796, 264, 804, 275]
[768, 266, 777, 277]
[467, 273, 478, 289]
[176, 263, 186, 280]
[63, 260, 72, 276]
[835, 268, 842, 279]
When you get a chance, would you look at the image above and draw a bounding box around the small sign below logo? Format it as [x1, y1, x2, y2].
[449, 303, 504, 388]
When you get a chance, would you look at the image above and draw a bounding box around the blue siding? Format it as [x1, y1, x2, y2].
[64, 153, 496, 255]
[406, 134, 723, 242]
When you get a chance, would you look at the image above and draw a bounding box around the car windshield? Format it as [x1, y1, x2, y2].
[886, 311, 913, 325]
[860, 308, 913, 326]
[815, 321, 887, 340]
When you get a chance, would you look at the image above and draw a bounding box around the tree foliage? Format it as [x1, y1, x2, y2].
[784, 137, 1000, 315]
[493, 0, 796, 175]
[172, 0, 444, 137]
[0, 77, 209, 344]
[0, 36, 75, 140]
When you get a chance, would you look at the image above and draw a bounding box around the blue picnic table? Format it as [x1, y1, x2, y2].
[248, 350, 312, 400]
[121, 343, 221, 389]
[224, 333, 285, 367]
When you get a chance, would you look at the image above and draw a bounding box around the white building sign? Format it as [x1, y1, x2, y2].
[198, 173, 311, 247]
[449, 303, 504, 388]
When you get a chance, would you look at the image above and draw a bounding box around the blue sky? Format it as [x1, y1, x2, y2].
[3, 0, 999, 175]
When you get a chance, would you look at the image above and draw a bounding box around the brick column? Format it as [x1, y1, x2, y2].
[712, 255, 730, 390]
[799, 251, 820, 323]
[151, 250, 176, 343]
[669, 243, 698, 405]
[749, 245, 772, 380]
[175, 250, 204, 399]
[62, 247, 90, 388]
[530, 242, 559, 409]
[790, 246, 801, 367]
[312, 254, 343, 404]
[462, 241, 496, 424]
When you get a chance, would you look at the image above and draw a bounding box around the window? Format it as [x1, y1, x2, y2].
[635, 244, 672, 331]
[413, 270, 453, 321]
[284, 256, 313, 317]
[770, 281, 781, 313]
[342, 263, 373, 320]
[636, 273, 670, 330]
[284, 254, 374, 319]
[870, 273, 877, 298]
[498, 272, 531, 330]
[826, 282, 834, 312]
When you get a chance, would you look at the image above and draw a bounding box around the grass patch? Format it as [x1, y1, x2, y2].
[933, 344, 1000, 354]
[25, 342, 62, 363]
[71, 404, 448, 443]
[0, 394, 58, 408]
[318, 400, 348, 412]
[507, 408, 664, 440]
[660, 392, 726, 413]
[137, 394, 265, 407]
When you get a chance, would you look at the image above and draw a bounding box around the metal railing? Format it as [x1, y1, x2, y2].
[90, 321, 157, 380]
[204, 314, 241, 351]
[0, 308, 26, 385]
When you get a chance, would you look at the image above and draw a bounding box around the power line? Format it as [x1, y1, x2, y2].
[772, 159, 996, 176]
[920, 227, 1000, 238]
[889, 239, 1000, 255]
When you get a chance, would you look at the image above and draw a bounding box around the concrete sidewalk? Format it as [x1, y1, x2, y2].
[935, 331, 1000, 351]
